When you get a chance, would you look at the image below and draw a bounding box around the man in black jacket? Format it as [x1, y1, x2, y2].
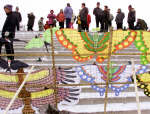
[27, 12, 35, 31]
[101, 6, 109, 32]
[0, 4, 19, 60]
[80, 3, 89, 32]
[127, 5, 136, 30]
[93, 2, 103, 28]
[14, 6, 22, 30]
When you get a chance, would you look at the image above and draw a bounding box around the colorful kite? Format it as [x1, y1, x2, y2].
[136, 72, 150, 97]
[76, 64, 147, 96]
[0, 67, 80, 110]
[55, 29, 137, 63]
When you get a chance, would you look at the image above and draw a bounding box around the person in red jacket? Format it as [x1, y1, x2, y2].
[87, 13, 91, 32]
[57, 9, 65, 29]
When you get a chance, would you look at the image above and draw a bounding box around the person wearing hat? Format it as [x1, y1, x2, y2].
[115, 8, 125, 29]
[0, 4, 19, 60]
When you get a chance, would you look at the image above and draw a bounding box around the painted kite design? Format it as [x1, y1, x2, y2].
[25, 27, 59, 52]
[136, 72, 150, 97]
[0, 67, 80, 110]
[55, 29, 137, 63]
[76, 64, 147, 96]
[134, 30, 150, 64]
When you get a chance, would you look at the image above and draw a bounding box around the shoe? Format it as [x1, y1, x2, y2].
[36, 58, 42, 62]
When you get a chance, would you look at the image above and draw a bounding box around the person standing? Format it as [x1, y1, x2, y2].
[27, 12, 35, 31]
[57, 9, 65, 29]
[115, 8, 125, 29]
[64, 3, 73, 28]
[93, 2, 103, 28]
[80, 3, 89, 32]
[0, 4, 19, 60]
[101, 6, 109, 32]
[38, 17, 44, 31]
[14, 6, 22, 30]
[47, 10, 56, 27]
[127, 5, 136, 30]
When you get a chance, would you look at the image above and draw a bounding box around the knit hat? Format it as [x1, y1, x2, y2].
[4, 4, 13, 11]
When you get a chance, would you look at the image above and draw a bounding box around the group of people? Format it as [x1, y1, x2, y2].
[37, 2, 147, 32]
[8, 2, 147, 32]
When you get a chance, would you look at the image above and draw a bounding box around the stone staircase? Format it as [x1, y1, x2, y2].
[0, 31, 150, 114]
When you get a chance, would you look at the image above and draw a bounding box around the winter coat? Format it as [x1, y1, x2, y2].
[64, 6, 73, 19]
[2, 11, 19, 38]
[102, 10, 109, 22]
[109, 14, 114, 21]
[80, 7, 88, 22]
[27, 14, 35, 27]
[57, 13, 65, 22]
[38, 19, 44, 31]
[128, 9, 136, 23]
[47, 14, 56, 25]
[115, 12, 125, 24]
[135, 19, 148, 30]
[87, 14, 91, 27]
[93, 7, 103, 17]
[14, 11, 22, 22]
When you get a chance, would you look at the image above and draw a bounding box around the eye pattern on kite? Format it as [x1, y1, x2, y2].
[136, 73, 150, 97]
[134, 31, 150, 65]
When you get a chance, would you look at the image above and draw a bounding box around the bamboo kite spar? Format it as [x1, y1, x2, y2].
[131, 58, 141, 114]
[4, 66, 34, 114]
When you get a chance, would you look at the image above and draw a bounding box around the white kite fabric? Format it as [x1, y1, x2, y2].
[76, 64, 147, 96]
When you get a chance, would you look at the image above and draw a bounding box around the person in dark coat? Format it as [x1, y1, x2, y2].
[127, 5, 136, 30]
[93, 2, 103, 28]
[135, 18, 148, 30]
[115, 8, 125, 29]
[0, 4, 19, 60]
[80, 3, 89, 32]
[14, 6, 22, 29]
[27, 12, 35, 31]
[101, 6, 109, 32]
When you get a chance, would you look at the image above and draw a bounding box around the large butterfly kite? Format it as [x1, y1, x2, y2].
[56, 29, 150, 65]
[0, 67, 80, 110]
[55, 29, 137, 63]
[76, 64, 147, 96]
